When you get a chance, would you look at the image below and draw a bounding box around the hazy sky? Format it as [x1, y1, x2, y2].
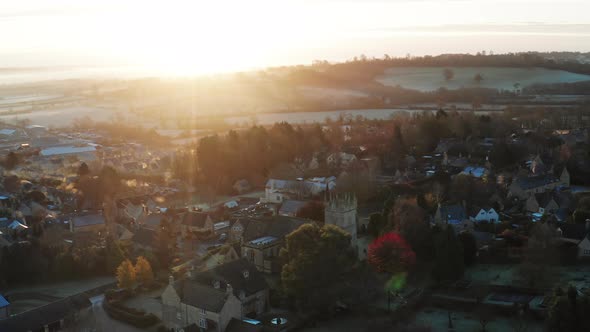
[1, 0, 589, 75]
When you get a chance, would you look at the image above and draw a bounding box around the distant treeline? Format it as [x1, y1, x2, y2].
[524, 81, 590, 95]
[305, 53, 590, 82]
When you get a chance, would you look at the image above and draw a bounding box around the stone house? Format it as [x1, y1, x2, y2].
[162, 259, 269, 332]
[237, 216, 309, 273]
[197, 245, 240, 271]
[181, 212, 214, 236]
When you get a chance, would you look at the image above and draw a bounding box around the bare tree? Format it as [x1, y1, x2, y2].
[474, 73, 484, 84]
[443, 68, 454, 81]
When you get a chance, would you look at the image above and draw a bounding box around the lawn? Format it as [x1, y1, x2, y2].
[376, 67, 590, 91]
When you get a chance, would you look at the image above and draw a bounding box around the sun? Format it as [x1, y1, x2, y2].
[110, 1, 297, 76]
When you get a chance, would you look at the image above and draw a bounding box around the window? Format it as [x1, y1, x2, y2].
[198, 318, 207, 328]
[585, 250, 590, 256]
[200, 308, 206, 315]
[176, 312, 182, 320]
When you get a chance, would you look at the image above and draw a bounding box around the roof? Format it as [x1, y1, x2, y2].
[248, 236, 279, 246]
[461, 166, 487, 178]
[468, 206, 494, 217]
[132, 228, 156, 248]
[278, 200, 308, 216]
[241, 215, 309, 242]
[72, 214, 104, 228]
[534, 192, 555, 208]
[237, 197, 260, 210]
[513, 174, 559, 190]
[0, 294, 90, 332]
[439, 204, 466, 224]
[8, 220, 28, 230]
[0, 294, 9, 307]
[182, 212, 212, 228]
[143, 213, 165, 230]
[40, 145, 97, 157]
[174, 280, 228, 312]
[214, 221, 231, 232]
[0, 129, 16, 136]
[0, 218, 12, 229]
[226, 318, 264, 332]
[559, 224, 589, 241]
[193, 258, 268, 298]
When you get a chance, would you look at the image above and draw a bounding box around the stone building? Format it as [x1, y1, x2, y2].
[325, 193, 358, 246]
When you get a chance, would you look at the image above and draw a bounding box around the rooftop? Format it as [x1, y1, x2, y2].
[40, 145, 96, 157]
[248, 236, 279, 246]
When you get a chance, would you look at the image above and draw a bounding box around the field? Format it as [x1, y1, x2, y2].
[376, 66, 590, 91]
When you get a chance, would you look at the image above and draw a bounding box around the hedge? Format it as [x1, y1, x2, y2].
[103, 298, 159, 328]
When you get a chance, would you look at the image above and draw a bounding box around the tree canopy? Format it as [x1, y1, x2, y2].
[281, 223, 355, 312]
[367, 232, 416, 274]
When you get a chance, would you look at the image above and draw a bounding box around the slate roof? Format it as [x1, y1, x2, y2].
[226, 318, 264, 332]
[237, 197, 260, 210]
[534, 192, 555, 208]
[439, 204, 467, 224]
[182, 212, 212, 228]
[0, 294, 90, 332]
[72, 214, 105, 228]
[0, 294, 9, 307]
[241, 216, 309, 242]
[514, 174, 560, 190]
[461, 166, 487, 178]
[278, 200, 308, 216]
[40, 145, 96, 157]
[174, 281, 228, 312]
[559, 224, 589, 241]
[143, 213, 165, 230]
[132, 228, 156, 248]
[193, 258, 268, 298]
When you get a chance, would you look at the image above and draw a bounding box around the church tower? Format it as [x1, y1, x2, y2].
[325, 193, 358, 245]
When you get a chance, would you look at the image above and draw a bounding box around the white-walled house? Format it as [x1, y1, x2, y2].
[469, 207, 500, 224]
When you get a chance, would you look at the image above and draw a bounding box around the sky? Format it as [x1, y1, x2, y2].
[1, 0, 590, 76]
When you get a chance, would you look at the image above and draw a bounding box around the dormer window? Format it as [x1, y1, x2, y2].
[213, 280, 220, 289]
[243, 270, 249, 279]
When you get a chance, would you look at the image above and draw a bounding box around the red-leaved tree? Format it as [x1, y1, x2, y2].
[368, 232, 416, 273]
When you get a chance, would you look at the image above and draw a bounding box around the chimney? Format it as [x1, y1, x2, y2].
[187, 265, 194, 278]
[226, 283, 233, 295]
[586, 219, 590, 232]
[168, 275, 174, 285]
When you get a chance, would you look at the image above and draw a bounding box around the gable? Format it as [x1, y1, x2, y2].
[579, 237, 590, 250]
